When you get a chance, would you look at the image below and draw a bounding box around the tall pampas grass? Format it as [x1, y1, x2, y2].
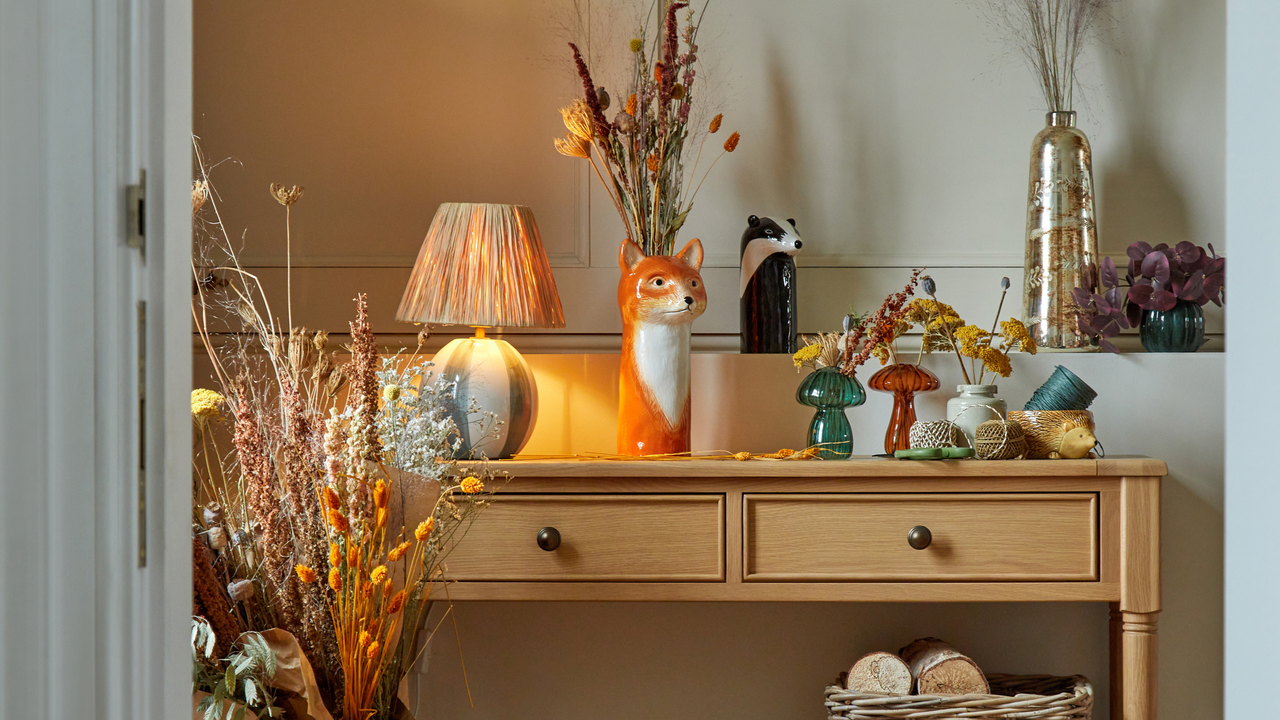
[987, 0, 1114, 112]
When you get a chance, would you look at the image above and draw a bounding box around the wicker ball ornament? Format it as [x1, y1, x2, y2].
[909, 420, 964, 449]
[973, 419, 1027, 460]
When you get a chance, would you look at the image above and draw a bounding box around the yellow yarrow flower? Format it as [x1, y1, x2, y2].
[953, 325, 991, 358]
[1000, 318, 1037, 355]
[791, 343, 822, 369]
[191, 389, 224, 422]
[979, 346, 1013, 378]
[461, 476, 484, 494]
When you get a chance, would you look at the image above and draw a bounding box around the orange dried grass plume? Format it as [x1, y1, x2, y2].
[327, 508, 349, 532]
[328, 567, 342, 592]
[295, 565, 317, 583]
[324, 487, 342, 510]
[414, 519, 433, 541]
[387, 541, 411, 562]
[626, 94, 637, 116]
[724, 132, 740, 152]
[373, 480, 389, 509]
[387, 590, 406, 614]
[330, 543, 342, 568]
[709, 113, 723, 133]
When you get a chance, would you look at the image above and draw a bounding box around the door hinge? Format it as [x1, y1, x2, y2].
[137, 299, 147, 567]
[126, 169, 146, 255]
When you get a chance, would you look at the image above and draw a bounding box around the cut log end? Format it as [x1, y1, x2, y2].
[899, 637, 990, 696]
[846, 651, 912, 695]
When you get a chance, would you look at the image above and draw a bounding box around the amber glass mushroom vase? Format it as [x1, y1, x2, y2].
[867, 363, 940, 454]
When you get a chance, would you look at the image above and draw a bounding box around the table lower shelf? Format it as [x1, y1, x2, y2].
[440, 580, 1120, 602]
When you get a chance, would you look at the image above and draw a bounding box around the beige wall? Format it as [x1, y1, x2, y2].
[194, 1, 1226, 718]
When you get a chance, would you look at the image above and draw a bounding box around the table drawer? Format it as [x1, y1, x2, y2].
[444, 494, 724, 581]
[743, 493, 1096, 582]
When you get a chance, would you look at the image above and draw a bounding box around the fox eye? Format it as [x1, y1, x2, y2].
[652, 278, 664, 286]
[691, 280, 698, 288]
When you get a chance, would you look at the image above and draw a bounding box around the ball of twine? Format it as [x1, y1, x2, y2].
[909, 420, 964, 449]
[1024, 365, 1097, 411]
[974, 419, 1028, 460]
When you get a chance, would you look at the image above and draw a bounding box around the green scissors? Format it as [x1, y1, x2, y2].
[893, 447, 975, 460]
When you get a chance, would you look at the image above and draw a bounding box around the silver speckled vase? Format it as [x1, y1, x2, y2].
[1022, 111, 1100, 350]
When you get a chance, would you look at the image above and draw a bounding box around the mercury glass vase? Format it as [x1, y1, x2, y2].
[1022, 111, 1100, 350]
[867, 363, 940, 454]
[796, 367, 866, 460]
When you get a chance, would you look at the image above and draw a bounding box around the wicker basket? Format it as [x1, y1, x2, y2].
[825, 674, 1092, 719]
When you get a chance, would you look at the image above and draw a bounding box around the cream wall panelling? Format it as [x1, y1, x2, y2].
[194, 0, 1224, 274]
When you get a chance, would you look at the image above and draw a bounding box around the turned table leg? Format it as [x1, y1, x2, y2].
[1109, 603, 1122, 719]
[1121, 611, 1159, 720]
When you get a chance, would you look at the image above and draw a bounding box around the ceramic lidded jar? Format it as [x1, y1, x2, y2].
[946, 385, 1007, 448]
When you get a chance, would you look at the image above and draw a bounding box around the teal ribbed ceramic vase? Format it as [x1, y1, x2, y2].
[796, 367, 865, 459]
[1139, 300, 1206, 352]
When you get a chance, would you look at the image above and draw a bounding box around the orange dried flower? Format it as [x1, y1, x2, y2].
[366, 640, 379, 660]
[373, 480, 388, 509]
[653, 64, 663, 84]
[330, 543, 342, 568]
[388, 541, 411, 562]
[370, 565, 388, 585]
[294, 565, 317, 583]
[460, 476, 484, 494]
[358, 630, 371, 648]
[388, 590, 407, 614]
[724, 132, 740, 153]
[626, 94, 637, 116]
[376, 507, 388, 528]
[361, 582, 373, 599]
[324, 486, 342, 510]
[709, 113, 723, 133]
[328, 567, 342, 592]
[327, 508, 349, 532]
[415, 519, 434, 541]
[347, 543, 360, 569]
[383, 579, 393, 595]
[647, 153, 660, 172]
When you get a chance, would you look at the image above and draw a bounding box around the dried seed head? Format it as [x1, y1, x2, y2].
[226, 579, 255, 601]
[270, 183, 304, 206]
[647, 153, 660, 172]
[613, 111, 636, 135]
[922, 276, 937, 296]
[370, 565, 388, 585]
[560, 99, 595, 141]
[328, 567, 342, 591]
[330, 543, 342, 568]
[388, 590, 406, 614]
[202, 503, 224, 527]
[596, 87, 610, 111]
[192, 179, 210, 216]
[461, 476, 484, 494]
[1001, 276, 1011, 290]
[416, 326, 431, 347]
[671, 83, 685, 100]
[723, 132, 740, 153]
[415, 518, 434, 541]
[294, 565, 317, 583]
[629, 38, 643, 53]
[626, 94, 638, 116]
[709, 113, 723, 133]
[373, 479, 389, 508]
[554, 134, 592, 159]
[207, 526, 229, 551]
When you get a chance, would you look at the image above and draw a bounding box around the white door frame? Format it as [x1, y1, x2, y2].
[0, 0, 190, 717]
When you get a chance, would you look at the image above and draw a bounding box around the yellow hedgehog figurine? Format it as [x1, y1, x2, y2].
[1048, 421, 1097, 459]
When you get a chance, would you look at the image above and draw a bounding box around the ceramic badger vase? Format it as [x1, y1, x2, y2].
[617, 238, 706, 455]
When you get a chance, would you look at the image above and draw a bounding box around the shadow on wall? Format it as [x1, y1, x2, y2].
[1096, 0, 1213, 255]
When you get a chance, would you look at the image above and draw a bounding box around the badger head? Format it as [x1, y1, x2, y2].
[739, 215, 803, 297]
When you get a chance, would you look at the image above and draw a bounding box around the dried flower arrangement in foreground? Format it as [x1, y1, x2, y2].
[555, 1, 738, 257]
[190, 138, 496, 720]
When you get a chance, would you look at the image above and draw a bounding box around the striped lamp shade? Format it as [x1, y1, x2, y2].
[396, 203, 565, 328]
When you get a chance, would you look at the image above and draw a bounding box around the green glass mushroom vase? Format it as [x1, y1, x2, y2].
[796, 366, 866, 459]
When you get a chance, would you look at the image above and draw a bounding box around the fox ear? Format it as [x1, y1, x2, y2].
[747, 215, 760, 228]
[676, 238, 704, 271]
[619, 239, 646, 273]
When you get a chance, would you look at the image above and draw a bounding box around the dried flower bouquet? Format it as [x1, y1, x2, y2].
[555, 1, 738, 256]
[191, 138, 495, 720]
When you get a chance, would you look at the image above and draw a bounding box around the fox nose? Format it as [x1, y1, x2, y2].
[684, 296, 694, 305]
[794, 240, 803, 249]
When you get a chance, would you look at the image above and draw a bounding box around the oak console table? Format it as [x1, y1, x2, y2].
[447, 457, 1165, 720]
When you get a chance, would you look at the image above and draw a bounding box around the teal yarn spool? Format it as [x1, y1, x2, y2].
[1024, 365, 1097, 411]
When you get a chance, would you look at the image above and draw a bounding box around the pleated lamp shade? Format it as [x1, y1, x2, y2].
[397, 203, 563, 459]
[396, 203, 565, 329]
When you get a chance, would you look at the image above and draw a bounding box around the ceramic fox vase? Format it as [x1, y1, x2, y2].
[617, 238, 706, 456]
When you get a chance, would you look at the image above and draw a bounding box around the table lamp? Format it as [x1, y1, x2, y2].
[397, 203, 565, 459]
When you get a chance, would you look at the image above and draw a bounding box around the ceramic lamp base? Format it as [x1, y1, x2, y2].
[431, 335, 537, 459]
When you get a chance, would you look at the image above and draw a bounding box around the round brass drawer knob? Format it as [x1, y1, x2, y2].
[536, 526, 561, 552]
[907, 525, 932, 550]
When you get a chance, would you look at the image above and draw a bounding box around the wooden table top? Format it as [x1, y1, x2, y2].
[469, 456, 1167, 478]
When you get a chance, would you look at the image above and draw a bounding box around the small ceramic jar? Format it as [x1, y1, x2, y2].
[946, 385, 1006, 448]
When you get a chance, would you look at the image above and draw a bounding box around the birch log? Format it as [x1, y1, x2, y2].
[898, 638, 989, 695]
[845, 651, 913, 694]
